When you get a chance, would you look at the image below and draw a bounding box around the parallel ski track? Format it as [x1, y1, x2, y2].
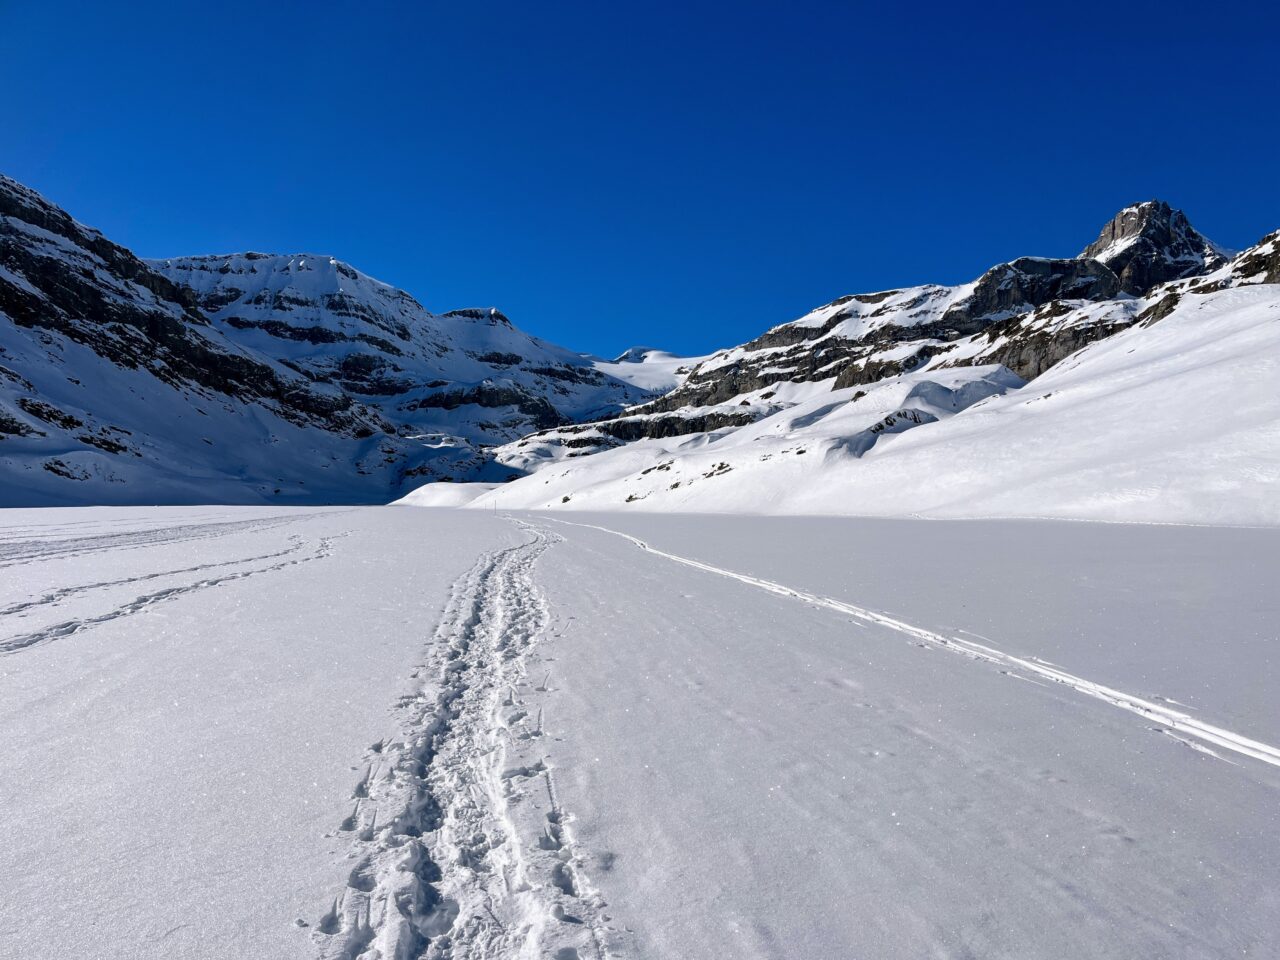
[0, 540, 312, 619]
[0, 514, 305, 569]
[547, 518, 1280, 770]
[0, 534, 340, 655]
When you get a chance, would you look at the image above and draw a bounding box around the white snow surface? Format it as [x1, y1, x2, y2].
[2, 507, 1278, 959]
[395, 481, 501, 507]
[592, 347, 711, 394]
[451, 283, 1280, 524]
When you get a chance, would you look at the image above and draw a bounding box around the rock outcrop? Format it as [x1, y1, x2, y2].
[0, 174, 656, 504]
[1079, 200, 1226, 294]
[498, 201, 1239, 462]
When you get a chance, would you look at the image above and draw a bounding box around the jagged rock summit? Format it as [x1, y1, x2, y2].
[1080, 199, 1227, 294]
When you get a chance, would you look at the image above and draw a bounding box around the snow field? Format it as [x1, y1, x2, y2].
[1, 506, 1276, 958]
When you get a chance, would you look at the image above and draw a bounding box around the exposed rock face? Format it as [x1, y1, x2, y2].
[968, 302, 1136, 380]
[1221, 230, 1280, 285]
[1080, 200, 1226, 295]
[511, 201, 1242, 457]
[941, 257, 1120, 330]
[410, 382, 566, 431]
[0, 175, 656, 504]
[0, 177, 372, 433]
[151, 252, 645, 435]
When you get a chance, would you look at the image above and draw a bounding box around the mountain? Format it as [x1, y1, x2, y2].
[1080, 199, 1228, 294]
[474, 202, 1198, 474]
[425, 208, 1280, 524]
[149, 253, 657, 440]
[0, 175, 656, 505]
[592, 347, 710, 394]
[6, 171, 1275, 519]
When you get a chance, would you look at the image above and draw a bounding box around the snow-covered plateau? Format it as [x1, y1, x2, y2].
[1, 507, 1276, 959]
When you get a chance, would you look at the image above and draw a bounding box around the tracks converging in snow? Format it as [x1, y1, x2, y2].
[318, 520, 613, 960]
[0, 540, 311, 620]
[0, 534, 341, 655]
[547, 518, 1280, 770]
[0, 514, 304, 569]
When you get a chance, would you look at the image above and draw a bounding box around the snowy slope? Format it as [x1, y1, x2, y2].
[592, 346, 710, 393]
[445, 230, 1280, 524]
[151, 254, 656, 452]
[468, 285, 1280, 523]
[0, 174, 662, 506]
[471, 363, 1026, 502]
[3, 507, 1276, 958]
[0, 175, 408, 506]
[436, 200, 1242, 490]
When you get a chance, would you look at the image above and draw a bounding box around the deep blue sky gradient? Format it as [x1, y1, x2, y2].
[3, 1, 1277, 356]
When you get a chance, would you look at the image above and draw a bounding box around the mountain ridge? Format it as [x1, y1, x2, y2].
[453, 206, 1280, 520]
[485, 199, 1246, 476]
[4, 170, 1276, 517]
[0, 175, 655, 504]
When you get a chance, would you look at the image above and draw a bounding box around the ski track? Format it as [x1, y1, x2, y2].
[0, 534, 341, 655]
[0, 514, 306, 569]
[317, 520, 612, 960]
[0, 541, 312, 619]
[546, 517, 1280, 771]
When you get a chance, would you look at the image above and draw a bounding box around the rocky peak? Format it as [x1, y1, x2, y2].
[1079, 200, 1225, 294]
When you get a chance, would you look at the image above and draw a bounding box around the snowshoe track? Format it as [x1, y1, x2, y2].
[318, 520, 613, 960]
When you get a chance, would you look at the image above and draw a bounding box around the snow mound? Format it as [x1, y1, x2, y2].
[392, 482, 499, 507]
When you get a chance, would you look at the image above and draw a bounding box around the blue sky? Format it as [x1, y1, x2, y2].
[2, 1, 1276, 357]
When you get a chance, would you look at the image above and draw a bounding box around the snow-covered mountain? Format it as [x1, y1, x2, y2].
[593, 346, 710, 393]
[494, 201, 1229, 464]
[0, 174, 657, 505]
[421, 205, 1280, 523]
[5, 170, 1275, 520]
[149, 253, 657, 445]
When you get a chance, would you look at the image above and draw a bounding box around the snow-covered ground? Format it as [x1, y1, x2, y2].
[2, 506, 1276, 958]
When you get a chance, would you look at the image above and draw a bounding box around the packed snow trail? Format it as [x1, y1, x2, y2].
[317, 520, 613, 960]
[544, 518, 1280, 768]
